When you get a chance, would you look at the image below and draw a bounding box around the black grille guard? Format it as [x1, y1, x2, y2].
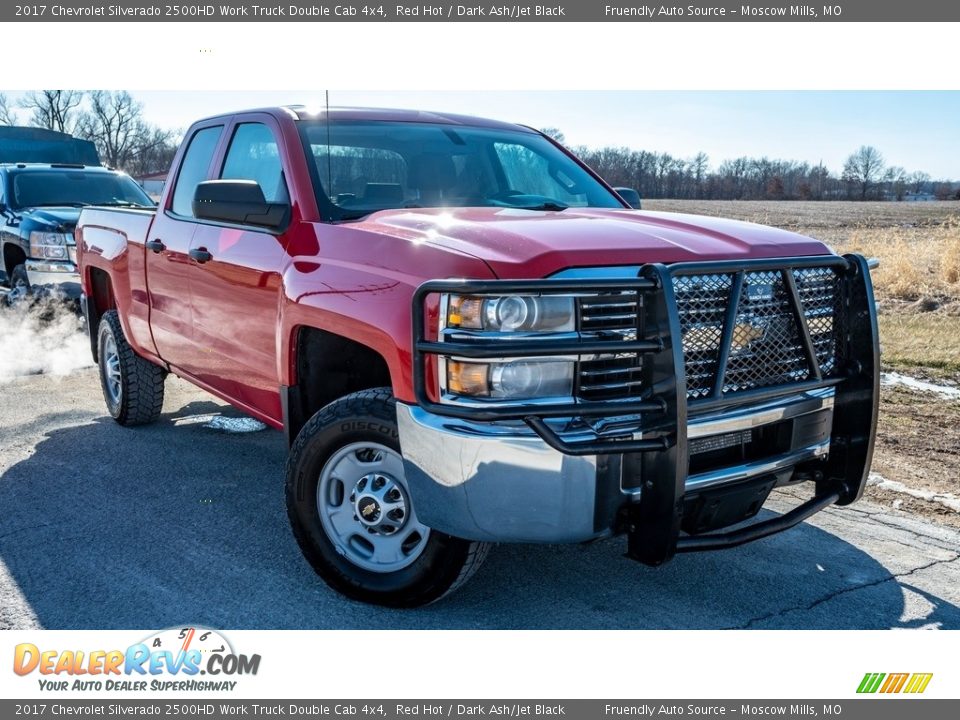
[412, 254, 880, 563]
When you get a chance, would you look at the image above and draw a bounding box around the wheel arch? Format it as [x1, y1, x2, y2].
[2, 240, 26, 279]
[282, 325, 394, 446]
[85, 266, 117, 362]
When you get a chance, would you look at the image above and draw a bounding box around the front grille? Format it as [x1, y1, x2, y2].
[675, 267, 841, 399]
[577, 292, 643, 401]
[575, 265, 842, 402]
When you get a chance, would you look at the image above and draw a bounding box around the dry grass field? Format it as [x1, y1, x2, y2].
[647, 200, 960, 524]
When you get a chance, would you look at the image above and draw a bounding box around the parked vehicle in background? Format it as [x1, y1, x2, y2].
[77, 106, 880, 607]
[0, 163, 153, 302]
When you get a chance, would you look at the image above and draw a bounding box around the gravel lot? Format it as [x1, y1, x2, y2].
[2, 367, 958, 630]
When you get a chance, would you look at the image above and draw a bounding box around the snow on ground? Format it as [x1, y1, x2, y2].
[203, 416, 268, 433]
[868, 472, 960, 513]
[880, 372, 960, 401]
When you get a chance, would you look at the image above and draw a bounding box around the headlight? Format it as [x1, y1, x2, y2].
[447, 359, 574, 399]
[447, 294, 575, 332]
[29, 231, 72, 261]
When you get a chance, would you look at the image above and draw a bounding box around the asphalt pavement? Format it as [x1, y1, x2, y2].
[1, 368, 958, 630]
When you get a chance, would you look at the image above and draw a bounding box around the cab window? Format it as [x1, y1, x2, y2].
[171, 125, 223, 217]
[220, 123, 289, 203]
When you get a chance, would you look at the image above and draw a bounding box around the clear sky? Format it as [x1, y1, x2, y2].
[6, 90, 959, 178]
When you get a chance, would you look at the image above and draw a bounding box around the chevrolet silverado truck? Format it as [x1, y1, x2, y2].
[77, 106, 879, 607]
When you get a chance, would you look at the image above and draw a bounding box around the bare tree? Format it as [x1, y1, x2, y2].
[123, 126, 181, 177]
[0, 93, 17, 125]
[690, 152, 709, 198]
[909, 171, 931, 195]
[18, 90, 84, 133]
[539, 127, 566, 145]
[885, 166, 907, 201]
[842, 145, 886, 200]
[77, 91, 173, 171]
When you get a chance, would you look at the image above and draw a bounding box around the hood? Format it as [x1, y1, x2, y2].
[19, 206, 82, 230]
[351, 207, 832, 278]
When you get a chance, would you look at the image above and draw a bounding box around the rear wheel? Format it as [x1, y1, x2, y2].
[97, 310, 166, 425]
[285, 388, 490, 607]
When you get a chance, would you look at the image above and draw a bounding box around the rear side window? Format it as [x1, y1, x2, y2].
[171, 126, 222, 217]
[220, 123, 288, 203]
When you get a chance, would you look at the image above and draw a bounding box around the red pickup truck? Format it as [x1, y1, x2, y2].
[77, 106, 879, 607]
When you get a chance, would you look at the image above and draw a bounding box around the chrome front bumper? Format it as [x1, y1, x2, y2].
[397, 388, 835, 543]
[25, 259, 81, 295]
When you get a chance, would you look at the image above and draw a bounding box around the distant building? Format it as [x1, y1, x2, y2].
[903, 191, 937, 202]
[136, 171, 168, 199]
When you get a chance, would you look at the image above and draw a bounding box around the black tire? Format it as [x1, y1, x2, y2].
[4, 264, 30, 306]
[97, 310, 166, 426]
[286, 388, 491, 607]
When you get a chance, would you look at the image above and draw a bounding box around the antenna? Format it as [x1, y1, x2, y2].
[325, 90, 333, 198]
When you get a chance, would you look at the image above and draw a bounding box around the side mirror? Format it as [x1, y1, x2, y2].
[193, 180, 288, 230]
[613, 187, 642, 210]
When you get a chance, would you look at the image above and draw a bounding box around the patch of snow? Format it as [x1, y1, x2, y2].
[203, 416, 267, 433]
[881, 372, 960, 401]
[868, 472, 960, 513]
[173, 414, 217, 426]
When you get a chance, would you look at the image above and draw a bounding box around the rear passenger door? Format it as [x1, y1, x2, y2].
[187, 118, 291, 423]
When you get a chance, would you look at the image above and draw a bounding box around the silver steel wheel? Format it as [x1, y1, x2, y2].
[101, 333, 122, 405]
[317, 442, 430, 573]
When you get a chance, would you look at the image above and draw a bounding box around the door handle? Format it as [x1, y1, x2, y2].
[189, 248, 213, 264]
[145, 239, 165, 253]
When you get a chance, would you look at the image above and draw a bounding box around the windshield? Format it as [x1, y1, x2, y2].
[10, 169, 155, 209]
[300, 120, 624, 221]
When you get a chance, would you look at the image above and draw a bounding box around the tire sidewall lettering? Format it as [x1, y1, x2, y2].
[339, 420, 398, 440]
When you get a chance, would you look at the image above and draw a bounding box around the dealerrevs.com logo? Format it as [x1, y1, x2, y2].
[13, 627, 261, 693]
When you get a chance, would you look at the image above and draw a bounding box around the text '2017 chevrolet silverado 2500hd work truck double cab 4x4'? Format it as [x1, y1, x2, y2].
[77, 107, 879, 607]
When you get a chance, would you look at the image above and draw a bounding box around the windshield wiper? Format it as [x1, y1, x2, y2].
[97, 201, 154, 208]
[507, 200, 570, 212]
[32, 202, 91, 208]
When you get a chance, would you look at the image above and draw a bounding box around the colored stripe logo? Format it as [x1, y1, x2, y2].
[857, 672, 933, 694]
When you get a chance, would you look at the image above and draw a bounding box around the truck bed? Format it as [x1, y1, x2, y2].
[77, 206, 158, 362]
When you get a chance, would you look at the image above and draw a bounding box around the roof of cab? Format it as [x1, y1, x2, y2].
[0, 163, 113, 172]
[192, 105, 537, 134]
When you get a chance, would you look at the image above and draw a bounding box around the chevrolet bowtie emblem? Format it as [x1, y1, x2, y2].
[362, 504, 376, 517]
[731, 320, 768, 352]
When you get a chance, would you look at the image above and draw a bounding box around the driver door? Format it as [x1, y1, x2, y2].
[187, 118, 291, 423]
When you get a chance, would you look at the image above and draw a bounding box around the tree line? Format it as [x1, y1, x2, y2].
[544, 128, 959, 201]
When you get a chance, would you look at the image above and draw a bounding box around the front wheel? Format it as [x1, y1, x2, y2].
[285, 388, 490, 607]
[4, 264, 30, 306]
[97, 310, 166, 426]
